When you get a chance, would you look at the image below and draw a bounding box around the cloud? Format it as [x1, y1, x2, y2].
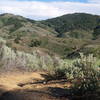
[88, 0, 100, 3]
[0, 0, 100, 20]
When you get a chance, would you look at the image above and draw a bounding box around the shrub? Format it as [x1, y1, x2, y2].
[14, 36, 21, 43]
[44, 59, 75, 81]
[93, 25, 100, 39]
[0, 37, 6, 45]
[46, 58, 83, 81]
[71, 53, 100, 95]
[29, 38, 41, 47]
[44, 53, 100, 95]
[0, 41, 61, 71]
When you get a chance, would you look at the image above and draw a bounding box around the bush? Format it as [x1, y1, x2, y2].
[46, 58, 83, 81]
[14, 36, 21, 43]
[0, 37, 6, 45]
[44, 53, 100, 95]
[71, 53, 100, 95]
[93, 25, 100, 39]
[29, 38, 41, 47]
[0, 41, 62, 71]
[44, 59, 76, 81]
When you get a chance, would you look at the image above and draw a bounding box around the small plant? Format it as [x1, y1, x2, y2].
[0, 37, 6, 45]
[29, 38, 41, 47]
[14, 35, 21, 43]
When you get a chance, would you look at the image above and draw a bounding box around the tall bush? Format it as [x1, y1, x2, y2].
[71, 53, 100, 95]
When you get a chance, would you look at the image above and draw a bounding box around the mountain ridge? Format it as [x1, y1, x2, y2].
[41, 13, 100, 38]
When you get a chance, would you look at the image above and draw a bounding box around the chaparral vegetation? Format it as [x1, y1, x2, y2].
[0, 13, 100, 100]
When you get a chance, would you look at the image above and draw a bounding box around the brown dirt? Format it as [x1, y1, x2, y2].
[0, 72, 99, 100]
[0, 72, 71, 100]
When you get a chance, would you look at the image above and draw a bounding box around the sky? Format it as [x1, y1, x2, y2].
[0, 0, 100, 20]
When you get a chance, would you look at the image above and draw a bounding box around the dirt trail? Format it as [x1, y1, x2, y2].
[0, 72, 70, 91]
[0, 72, 44, 91]
[0, 72, 72, 100]
[0, 72, 99, 100]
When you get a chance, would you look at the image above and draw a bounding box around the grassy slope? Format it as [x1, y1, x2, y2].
[0, 13, 100, 58]
[41, 13, 100, 58]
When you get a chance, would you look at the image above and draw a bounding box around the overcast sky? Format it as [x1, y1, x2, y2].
[0, 0, 100, 20]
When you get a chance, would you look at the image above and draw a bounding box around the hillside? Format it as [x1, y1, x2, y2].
[0, 13, 57, 38]
[0, 13, 100, 100]
[0, 13, 100, 59]
[42, 13, 100, 39]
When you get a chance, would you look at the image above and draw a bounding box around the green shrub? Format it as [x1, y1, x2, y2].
[71, 53, 100, 95]
[44, 53, 100, 95]
[0, 41, 62, 71]
[29, 38, 41, 47]
[44, 59, 75, 81]
[14, 36, 21, 43]
[0, 37, 6, 45]
[93, 25, 100, 39]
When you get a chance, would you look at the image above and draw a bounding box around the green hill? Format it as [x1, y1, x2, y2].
[0, 13, 56, 38]
[0, 13, 100, 59]
[42, 13, 100, 39]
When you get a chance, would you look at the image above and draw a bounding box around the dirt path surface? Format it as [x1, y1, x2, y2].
[0, 72, 44, 90]
[0, 72, 70, 100]
[0, 72, 99, 100]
